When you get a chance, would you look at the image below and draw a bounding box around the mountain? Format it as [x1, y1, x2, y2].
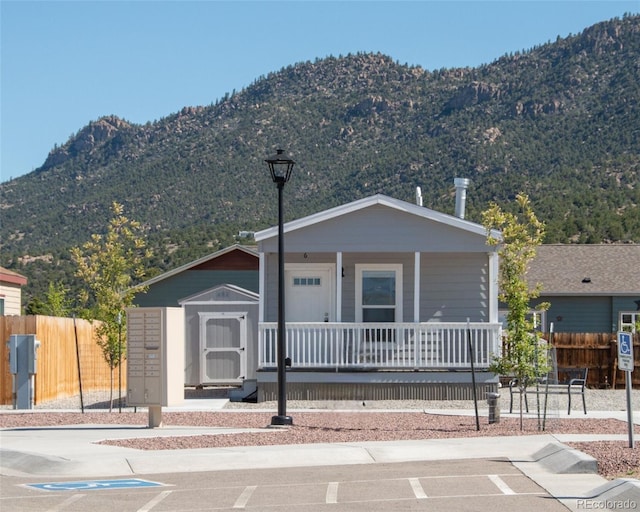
[1, 14, 639, 307]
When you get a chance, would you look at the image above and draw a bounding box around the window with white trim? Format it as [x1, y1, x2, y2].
[355, 264, 402, 323]
[620, 312, 640, 333]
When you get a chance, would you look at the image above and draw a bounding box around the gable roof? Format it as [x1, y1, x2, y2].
[0, 266, 28, 286]
[139, 244, 258, 288]
[528, 244, 640, 295]
[254, 194, 500, 241]
[178, 283, 259, 305]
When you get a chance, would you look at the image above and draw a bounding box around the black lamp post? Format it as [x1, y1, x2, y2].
[265, 149, 295, 426]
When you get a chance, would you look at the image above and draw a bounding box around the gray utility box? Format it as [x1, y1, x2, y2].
[126, 307, 184, 408]
[7, 334, 40, 409]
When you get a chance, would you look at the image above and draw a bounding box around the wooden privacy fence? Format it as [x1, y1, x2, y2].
[0, 315, 127, 405]
[551, 332, 640, 389]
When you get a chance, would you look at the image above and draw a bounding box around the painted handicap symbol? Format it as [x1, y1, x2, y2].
[27, 479, 165, 492]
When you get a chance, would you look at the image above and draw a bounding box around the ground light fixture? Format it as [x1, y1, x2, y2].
[265, 149, 295, 426]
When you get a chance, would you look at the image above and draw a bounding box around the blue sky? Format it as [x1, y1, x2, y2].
[1, 1, 637, 181]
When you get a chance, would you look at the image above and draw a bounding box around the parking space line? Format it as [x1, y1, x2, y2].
[45, 494, 85, 511]
[487, 475, 516, 495]
[408, 478, 428, 499]
[233, 485, 257, 509]
[326, 482, 339, 504]
[137, 490, 172, 512]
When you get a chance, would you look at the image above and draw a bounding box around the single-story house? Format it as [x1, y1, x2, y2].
[0, 267, 28, 315]
[252, 192, 503, 401]
[526, 244, 640, 333]
[130, 187, 504, 401]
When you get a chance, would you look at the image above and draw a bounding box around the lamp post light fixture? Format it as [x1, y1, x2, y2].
[265, 149, 295, 426]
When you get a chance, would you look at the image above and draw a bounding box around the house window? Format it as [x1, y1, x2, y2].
[0, 298, 4, 316]
[620, 312, 640, 333]
[355, 264, 403, 323]
[499, 309, 547, 332]
[293, 277, 321, 286]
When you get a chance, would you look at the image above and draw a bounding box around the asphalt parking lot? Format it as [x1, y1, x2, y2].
[1, 459, 573, 512]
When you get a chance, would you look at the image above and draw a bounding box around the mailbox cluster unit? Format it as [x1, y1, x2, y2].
[126, 307, 184, 407]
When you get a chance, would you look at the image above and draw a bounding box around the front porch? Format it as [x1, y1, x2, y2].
[256, 322, 501, 401]
[259, 322, 501, 370]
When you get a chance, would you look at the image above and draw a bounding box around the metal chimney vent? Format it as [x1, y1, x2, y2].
[454, 178, 470, 219]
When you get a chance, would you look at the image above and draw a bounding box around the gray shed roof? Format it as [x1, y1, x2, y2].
[527, 244, 640, 296]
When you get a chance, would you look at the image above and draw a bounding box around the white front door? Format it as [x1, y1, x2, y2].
[199, 312, 247, 384]
[285, 264, 335, 322]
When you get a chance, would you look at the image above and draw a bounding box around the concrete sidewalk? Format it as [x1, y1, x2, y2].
[2, 401, 639, 512]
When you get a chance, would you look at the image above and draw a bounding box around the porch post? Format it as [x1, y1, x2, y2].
[488, 251, 499, 323]
[258, 252, 265, 323]
[414, 252, 420, 323]
[336, 252, 342, 322]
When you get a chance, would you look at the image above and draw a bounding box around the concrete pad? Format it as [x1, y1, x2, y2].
[0, 449, 135, 477]
[126, 443, 377, 474]
[531, 442, 598, 474]
[355, 435, 557, 464]
[585, 477, 640, 502]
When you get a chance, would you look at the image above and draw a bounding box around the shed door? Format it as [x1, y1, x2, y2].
[199, 312, 247, 384]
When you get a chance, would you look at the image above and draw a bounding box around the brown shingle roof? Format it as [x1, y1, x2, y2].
[527, 244, 640, 295]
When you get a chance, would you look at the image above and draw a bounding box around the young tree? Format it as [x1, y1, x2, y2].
[71, 202, 150, 410]
[25, 281, 72, 317]
[482, 193, 550, 429]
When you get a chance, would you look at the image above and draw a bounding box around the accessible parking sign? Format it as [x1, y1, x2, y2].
[618, 331, 635, 371]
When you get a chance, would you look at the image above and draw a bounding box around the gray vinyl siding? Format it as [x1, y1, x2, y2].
[264, 252, 489, 323]
[134, 270, 259, 307]
[420, 253, 489, 322]
[260, 204, 489, 254]
[263, 256, 279, 322]
[342, 253, 415, 323]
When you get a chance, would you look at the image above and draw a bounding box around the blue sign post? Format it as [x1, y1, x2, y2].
[617, 332, 635, 449]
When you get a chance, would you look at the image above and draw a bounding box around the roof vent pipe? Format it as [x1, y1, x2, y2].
[454, 178, 470, 219]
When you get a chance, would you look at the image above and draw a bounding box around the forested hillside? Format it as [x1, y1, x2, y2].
[1, 14, 639, 307]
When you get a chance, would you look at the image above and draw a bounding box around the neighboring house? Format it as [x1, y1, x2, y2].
[252, 193, 503, 401]
[0, 267, 28, 315]
[526, 244, 640, 333]
[134, 245, 258, 307]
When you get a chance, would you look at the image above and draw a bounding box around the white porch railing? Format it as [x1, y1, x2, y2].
[258, 322, 502, 370]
